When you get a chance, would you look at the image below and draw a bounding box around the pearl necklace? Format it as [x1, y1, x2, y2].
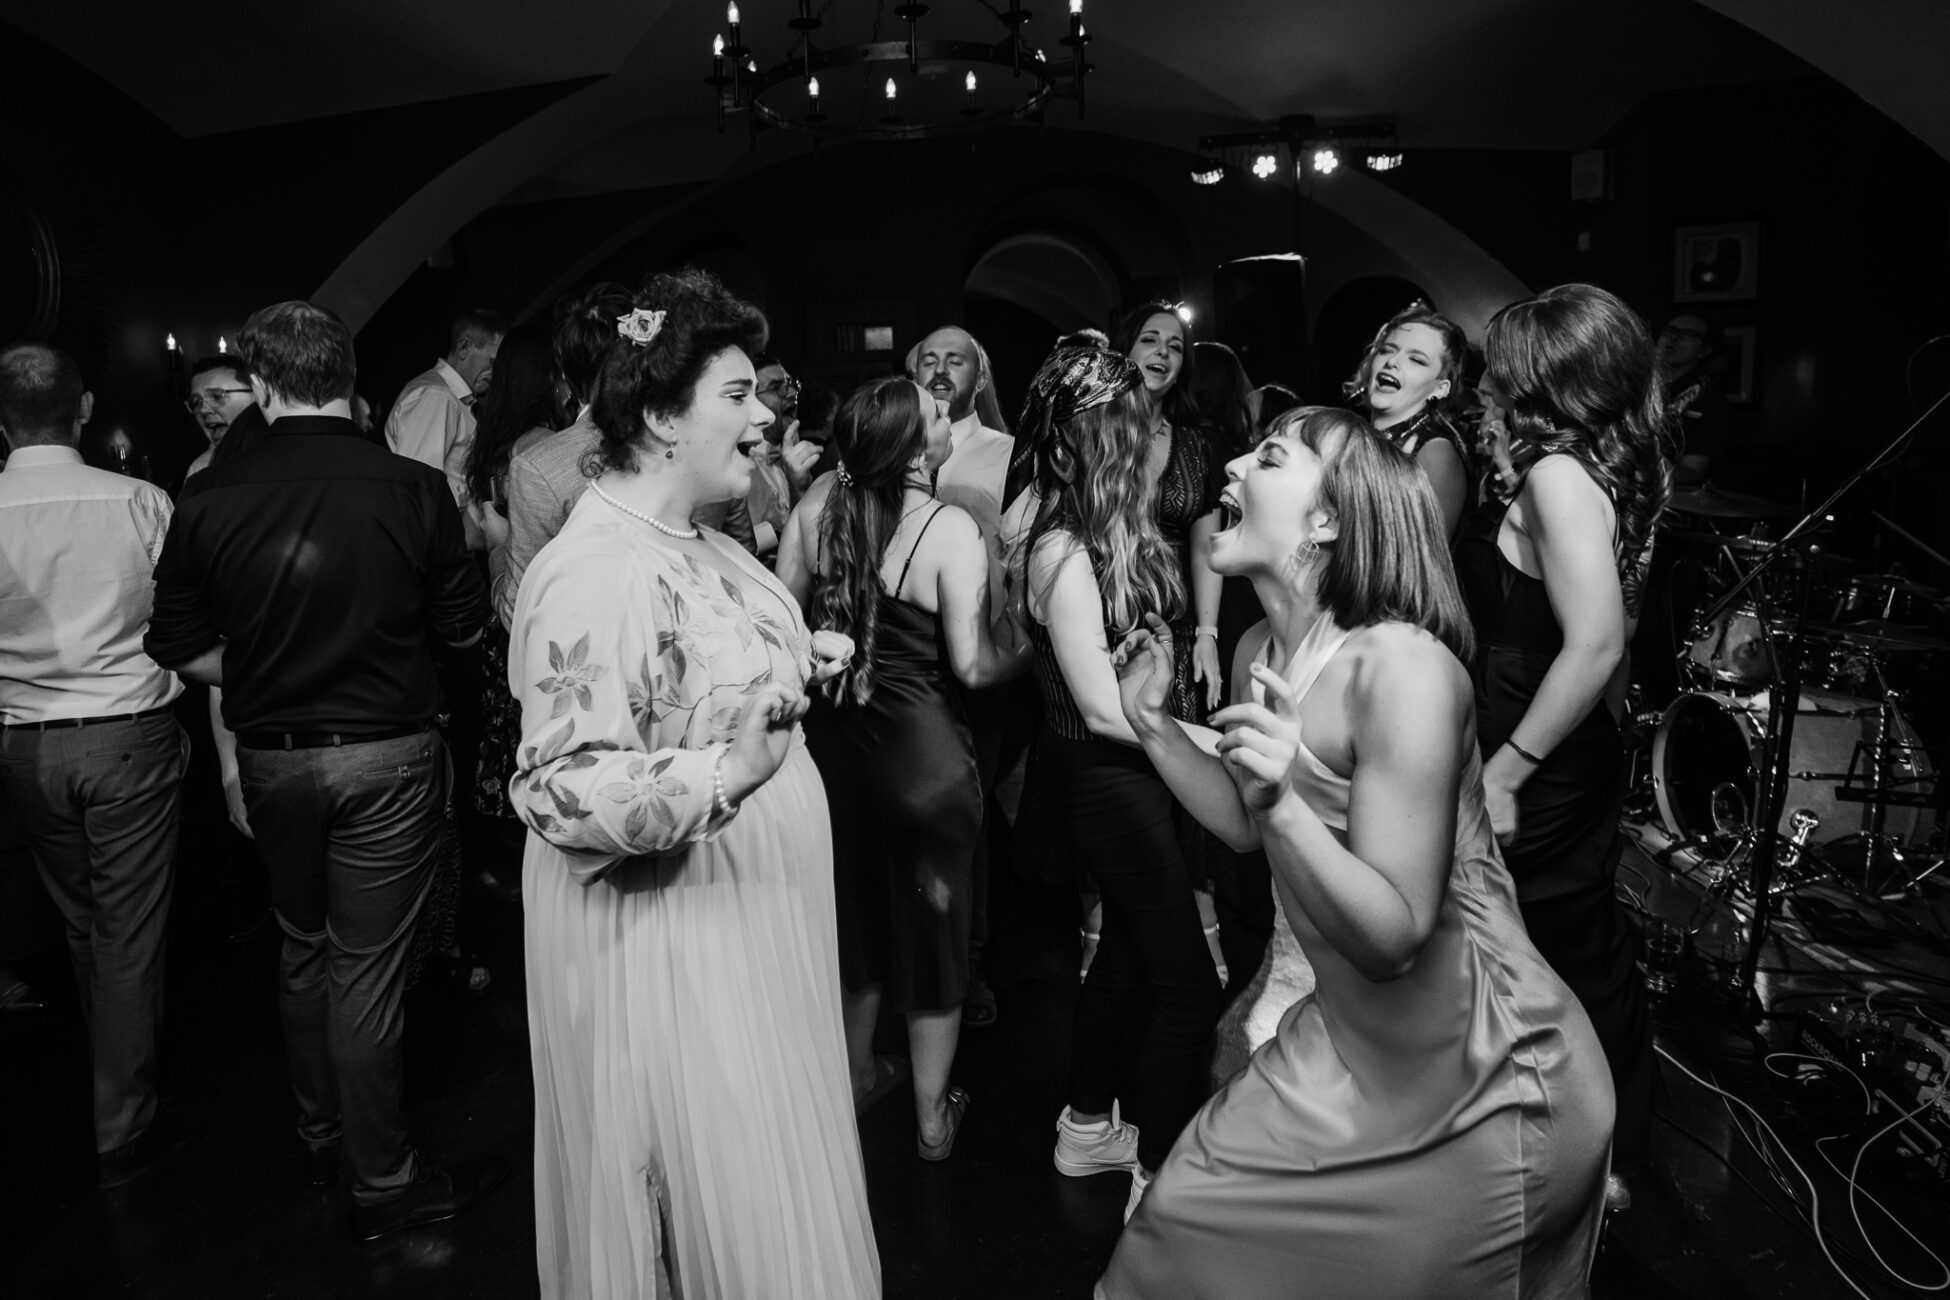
[589, 482, 698, 540]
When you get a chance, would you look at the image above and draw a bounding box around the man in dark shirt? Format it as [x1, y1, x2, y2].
[145, 300, 502, 1241]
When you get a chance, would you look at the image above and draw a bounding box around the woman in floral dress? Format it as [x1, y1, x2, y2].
[507, 269, 877, 1299]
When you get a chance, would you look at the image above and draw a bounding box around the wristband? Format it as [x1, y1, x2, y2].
[1506, 738, 1545, 766]
[711, 745, 739, 819]
[1194, 626, 1219, 640]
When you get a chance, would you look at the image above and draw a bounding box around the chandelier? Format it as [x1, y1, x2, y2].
[706, 1, 1094, 143]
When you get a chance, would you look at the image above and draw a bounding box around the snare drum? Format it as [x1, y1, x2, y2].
[1684, 605, 1775, 691]
[1652, 689, 1935, 851]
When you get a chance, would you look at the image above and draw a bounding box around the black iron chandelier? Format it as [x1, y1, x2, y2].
[706, 1, 1094, 143]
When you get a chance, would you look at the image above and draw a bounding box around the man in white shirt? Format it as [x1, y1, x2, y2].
[909, 324, 1018, 1027]
[0, 342, 191, 1187]
[384, 308, 505, 503]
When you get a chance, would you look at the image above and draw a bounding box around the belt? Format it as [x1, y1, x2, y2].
[1, 704, 174, 731]
[236, 724, 430, 751]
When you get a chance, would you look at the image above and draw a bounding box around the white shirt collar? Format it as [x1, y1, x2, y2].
[1, 444, 84, 469]
[950, 410, 987, 449]
[434, 357, 474, 402]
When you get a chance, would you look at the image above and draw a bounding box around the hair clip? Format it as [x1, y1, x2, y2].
[616, 308, 666, 347]
[835, 461, 855, 488]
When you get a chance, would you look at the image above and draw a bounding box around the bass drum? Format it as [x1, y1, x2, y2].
[1652, 689, 1935, 851]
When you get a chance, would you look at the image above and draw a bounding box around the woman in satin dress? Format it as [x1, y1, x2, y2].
[1099, 408, 1614, 1299]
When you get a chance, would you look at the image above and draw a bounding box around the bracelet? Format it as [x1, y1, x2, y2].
[711, 746, 738, 819]
[1506, 738, 1546, 766]
[1194, 626, 1219, 640]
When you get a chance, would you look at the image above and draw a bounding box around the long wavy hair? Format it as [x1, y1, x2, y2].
[464, 321, 559, 505]
[1276, 407, 1475, 663]
[811, 378, 931, 706]
[1485, 284, 1671, 602]
[1109, 300, 1201, 430]
[1018, 384, 1184, 639]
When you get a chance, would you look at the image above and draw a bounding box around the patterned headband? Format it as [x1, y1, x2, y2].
[1002, 346, 1141, 508]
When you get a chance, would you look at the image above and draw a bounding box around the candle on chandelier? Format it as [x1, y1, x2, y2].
[965, 71, 977, 105]
[809, 77, 820, 103]
[1069, 0, 1084, 42]
[166, 333, 178, 352]
[885, 78, 897, 102]
[217, 336, 228, 354]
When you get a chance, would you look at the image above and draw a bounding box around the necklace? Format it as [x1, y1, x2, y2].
[589, 481, 698, 540]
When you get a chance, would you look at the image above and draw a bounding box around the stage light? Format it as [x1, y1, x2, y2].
[1366, 152, 1403, 172]
[1190, 166, 1225, 185]
[1252, 153, 1278, 179]
[1175, 304, 1195, 325]
[1311, 147, 1339, 176]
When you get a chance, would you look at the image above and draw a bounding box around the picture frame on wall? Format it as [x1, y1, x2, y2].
[1673, 222, 1760, 303]
[1720, 324, 1757, 405]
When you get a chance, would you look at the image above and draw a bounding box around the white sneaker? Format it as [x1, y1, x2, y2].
[1053, 1104, 1141, 1177]
[1123, 1165, 1152, 1224]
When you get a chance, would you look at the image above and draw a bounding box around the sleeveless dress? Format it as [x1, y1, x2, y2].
[510, 493, 878, 1299]
[804, 504, 982, 1012]
[1099, 616, 1614, 1300]
[1453, 492, 1658, 1174]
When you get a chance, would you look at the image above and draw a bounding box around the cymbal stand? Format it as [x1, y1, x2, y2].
[1829, 653, 1943, 897]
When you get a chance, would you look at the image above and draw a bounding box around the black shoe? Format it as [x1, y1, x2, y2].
[98, 1102, 202, 1189]
[352, 1156, 507, 1242]
[302, 1141, 342, 1194]
[962, 958, 997, 1029]
[468, 869, 523, 905]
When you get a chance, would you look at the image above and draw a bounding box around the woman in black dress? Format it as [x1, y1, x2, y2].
[1109, 302, 1225, 721]
[780, 377, 1027, 1159]
[1346, 302, 1473, 537]
[1453, 283, 1669, 1201]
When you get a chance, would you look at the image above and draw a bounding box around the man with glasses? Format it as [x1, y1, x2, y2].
[746, 353, 820, 557]
[182, 355, 257, 483]
[1656, 313, 1726, 489]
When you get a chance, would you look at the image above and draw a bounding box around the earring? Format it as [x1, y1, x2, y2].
[665, 448, 675, 459]
[1294, 538, 1321, 559]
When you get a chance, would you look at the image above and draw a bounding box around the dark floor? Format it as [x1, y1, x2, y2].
[5, 827, 1948, 1299]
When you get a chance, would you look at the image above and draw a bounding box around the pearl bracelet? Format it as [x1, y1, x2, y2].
[711, 746, 738, 819]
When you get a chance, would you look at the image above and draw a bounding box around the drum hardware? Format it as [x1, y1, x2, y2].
[1668, 485, 1788, 520]
[1688, 382, 1950, 1013]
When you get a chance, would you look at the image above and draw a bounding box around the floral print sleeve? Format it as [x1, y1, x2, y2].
[506, 525, 808, 884]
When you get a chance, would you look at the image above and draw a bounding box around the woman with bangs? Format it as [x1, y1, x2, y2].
[1097, 407, 1613, 1299]
[1456, 283, 1669, 1203]
[1004, 347, 1224, 1219]
[779, 376, 1027, 1159]
[1346, 302, 1473, 536]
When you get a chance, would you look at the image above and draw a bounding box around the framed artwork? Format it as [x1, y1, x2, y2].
[1720, 325, 1757, 405]
[1672, 222, 1760, 303]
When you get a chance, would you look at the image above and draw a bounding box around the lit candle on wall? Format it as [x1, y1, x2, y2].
[886, 78, 897, 102]
[965, 71, 977, 109]
[166, 333, 178, 352]
[1069, 0, 1084, 43]
[217, 336, 228, 354]
[713, 33, 724, 77]
[809, 76, 820, 104]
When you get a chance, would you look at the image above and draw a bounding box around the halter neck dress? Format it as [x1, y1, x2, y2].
[1099, 615, 1614, 1300]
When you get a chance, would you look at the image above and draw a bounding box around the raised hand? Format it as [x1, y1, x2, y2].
[1210, 661, 1302, 813]
[1112, 612, 1177, 739]
[780, 420, 820, 496]
[721, 682, 811, 804]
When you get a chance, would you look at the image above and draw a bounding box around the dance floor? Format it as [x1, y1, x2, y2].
[5, 827, 1946, 1299]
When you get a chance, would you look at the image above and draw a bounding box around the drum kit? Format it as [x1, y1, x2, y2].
[1646, 484, 1948, 904]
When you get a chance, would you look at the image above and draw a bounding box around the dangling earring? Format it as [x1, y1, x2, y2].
[1294, 538, 1321, 560]
[665, 448, 675, 459]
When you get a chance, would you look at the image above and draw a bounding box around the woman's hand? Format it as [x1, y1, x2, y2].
[808, 629, 855, 685]
[1480, 747, 1529, 846]
[1210, 661, 1303, 813]
[1193, 632, 1223, 713]
[781, 420, 821, 497]
[721, 682, 812, 804]
[467, 498, 511, 550]
[1112, 613, 1176, 740]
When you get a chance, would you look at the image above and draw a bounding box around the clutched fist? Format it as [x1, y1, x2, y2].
[808, 629, 855, 684]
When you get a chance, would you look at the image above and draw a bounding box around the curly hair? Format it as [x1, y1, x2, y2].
[1485, 283, 1671, 609]
[1343, 301, 1468, 421]
[1017, 384, 1184, 640]
[464, 321, 560, 505]
[810, 377, 930, 706]
[585, 268, 769, 477]
[1272, 407, 1474, 663]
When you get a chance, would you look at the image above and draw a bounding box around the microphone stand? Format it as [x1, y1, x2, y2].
[1690, 384, 1950, 1018]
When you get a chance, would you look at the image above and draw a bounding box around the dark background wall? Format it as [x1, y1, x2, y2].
[6, 19, 1950, 556]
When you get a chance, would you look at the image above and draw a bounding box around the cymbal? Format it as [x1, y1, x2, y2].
[1662, 529, 1858, 570]
[1668, 486, 1786, 519]
[1804, 619, 1950, 653]
[1851, 572, 1939, 597]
